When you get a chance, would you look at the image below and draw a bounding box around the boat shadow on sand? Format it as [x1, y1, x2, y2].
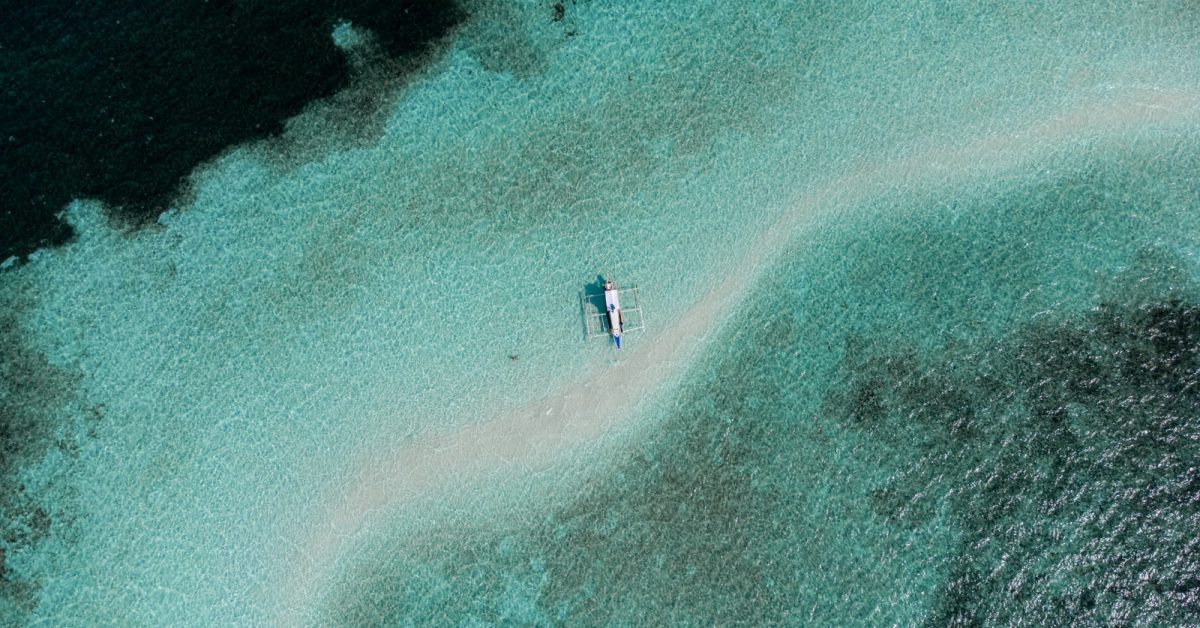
[580, 274, 610, 340]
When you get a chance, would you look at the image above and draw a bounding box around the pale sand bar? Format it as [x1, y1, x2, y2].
[282, 87, 1199, 622]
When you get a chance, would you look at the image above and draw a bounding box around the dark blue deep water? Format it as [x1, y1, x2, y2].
[2, 1, 1199, 624]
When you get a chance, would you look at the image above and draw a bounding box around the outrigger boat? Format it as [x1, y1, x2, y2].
[582, 279, 645, 348]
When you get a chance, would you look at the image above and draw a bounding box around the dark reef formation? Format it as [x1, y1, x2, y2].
[826, 249, 1200, 625]
[0, 0, 465, 262]
[0, 298, 86, 620]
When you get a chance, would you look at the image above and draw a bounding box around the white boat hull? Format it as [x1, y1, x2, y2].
[604, 283, 622, 346]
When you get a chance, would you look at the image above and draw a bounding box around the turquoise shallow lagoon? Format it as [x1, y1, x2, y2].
[2, 1, 1200, 625]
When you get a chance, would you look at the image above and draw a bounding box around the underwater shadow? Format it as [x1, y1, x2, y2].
[580, 274, 609, 341]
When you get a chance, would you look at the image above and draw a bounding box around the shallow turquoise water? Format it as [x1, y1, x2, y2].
[312, 134, 1200, 626]
[2, 1, 1200, 625]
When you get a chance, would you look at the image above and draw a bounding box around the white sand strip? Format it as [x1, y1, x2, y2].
[280, 86, 1199, 623]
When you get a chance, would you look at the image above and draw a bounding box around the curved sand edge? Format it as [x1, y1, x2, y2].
[280, 86, 1199, 623]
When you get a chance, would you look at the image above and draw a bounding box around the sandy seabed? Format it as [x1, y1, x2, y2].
[283, 84, 1200, 623]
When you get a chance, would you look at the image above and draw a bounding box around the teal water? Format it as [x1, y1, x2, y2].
[310, 134, 1200, 626]
[3, 1, 1200, 625]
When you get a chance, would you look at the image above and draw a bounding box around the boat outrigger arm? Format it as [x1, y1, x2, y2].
[604, 280, 624, 348]
[582, 280, 645, 348]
